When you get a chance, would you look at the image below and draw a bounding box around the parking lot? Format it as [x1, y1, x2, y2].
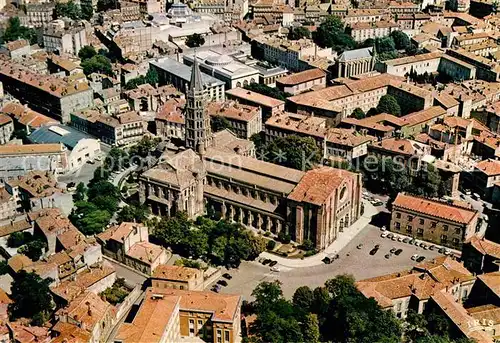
[209, 224, 442, 299]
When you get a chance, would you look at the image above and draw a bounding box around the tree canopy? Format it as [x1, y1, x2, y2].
[81, 55, 113, 76]
[376, 94, 401, 116]
[78, 45, 97, 61]
[55, 1, 80, 20]
[313, 15, 356, 52]
[185, 33, 205, 48]
[264, 135, 322, 171]
[151, 214, 265, 267]
[352, 107, 365, 119]
[247, 275, 401, 343]
[211, 116, 231, 133]
[2, 17, 37, 45]
[124, 68, 159, 90]
[9, 271, 53, 325]
[288, 26, 311, 40]
[117, 204, 150, 223]
[390, 30, 411, 50]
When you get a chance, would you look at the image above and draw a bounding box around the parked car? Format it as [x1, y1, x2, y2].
[269, 261, 278, 267]
[403, 238, 411, 243]
[416, 256, 426, 262]
[357, 244, 363, 249]
[429, 245, 436, 251]
[211, 285, 221, 293]
[374, 244, 380, 249]
[380, 226, 387, 231]
[262, 259, 272, 265]
[222, 273, 232, 280]
[385, 254, 391, 259]
[217, 280, 228, 287]
[395, 249, 403, 256]
[270, 266, 280, 272]
[398, 236, 404, 242]
[369, 248, 379, 256]
[381, 232, 389, 238]
[322, 254, 339, 264]
[438, 248, 446, 254]
[372, 201, 384, 206]
[419, 242, 426, 247]
[444, 249, 452, 255]
[387, 233, 394, 239]
[423, 245, 429, 250]
[391, 235, 397, 241]
[411, 254, 419, 261]
[390, 248, 397, 254]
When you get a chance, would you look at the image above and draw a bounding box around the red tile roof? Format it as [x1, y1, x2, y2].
[276, 68, 326, 86]
[393, 193, 478, 225]
[475, 159, 500, 176]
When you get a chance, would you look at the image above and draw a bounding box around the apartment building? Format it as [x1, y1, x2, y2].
[21, 3, 55, 28]
[357, 256, 475, 319]
[225, 87, 285, 120]
[207, 101, 262, 139]
[390, 193, 481, 250]
[151, 265, 204, 291]
[0, 39, 31, 60]
[276, 68, 326, 95]
[378, 51, 442, 77]
[343, 9, 389, 25]
[252, 36, 333, 71]
[350, 21, 399, 42]
[473, 159, 500, 198]
[155, 97, 186, 140]
[43, 22, 87, 56]
[0, 61, 93, 123]
[114, 287, 242, 343]
[0, 186, 16, 220]
[124, 84, 180, 112]
[462, 236, 500, 274]
[97, 222, 168, 275]
[71, 109, 147, 147]
[0, 114, 13, 144]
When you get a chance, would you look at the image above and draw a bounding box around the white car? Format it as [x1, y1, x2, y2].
[444, 249, 452, 255]
[411, 254, 419, 261]
[380, 226, 387, 231]
[398, 236, 404, 242]
[270, 266, 280, 272]
[381, 232, 389, 238]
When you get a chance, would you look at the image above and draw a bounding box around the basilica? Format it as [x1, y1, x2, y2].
[138, 58, 363, 250]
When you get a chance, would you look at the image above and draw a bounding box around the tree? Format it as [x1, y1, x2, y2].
[55, 1, 80, 20]
[9, 271, 53, 325]
[390, 30, 411, 50]
[81, 4, 93, 21]
[409, 163, 442, 198]
[313, 16, 356, 52]
[352, 107, 365, 119]
[376, 37, 396, 53]
[302, 313, 320, 343]
[117, 204, 150, 223]
[70, 201, 112, 235]
[404, 310, 429, 342]
[7, 232, 32, 248]
[292, 286, 314, 312]
[3, 17, 37, 45]
[211, 116, 231, 132]
[244, 83, 291, 101]
[266, 135, 321, 171]
[73, 182, 87, 202]
[78, 45, 97, 61]
[376, 94, 401, 116]
[97, 0, 117, 12]
[18, 239, 46, 261]
[81, 55, 113, 76]
[288, 26, 311, 40]
[185, 33, 205, 48]
[124, 76, 146, 90]
[325, 274, 357, 298]
[406, 43, 419, 56]
[129, 136, 161, 158]
[145, 67, 158, 86]
[104, 147, 129, 171]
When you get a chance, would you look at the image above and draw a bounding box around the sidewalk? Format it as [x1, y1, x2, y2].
[259, 201, 379, 268]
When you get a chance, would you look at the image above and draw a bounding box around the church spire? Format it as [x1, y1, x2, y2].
[190, 54, 204, 93]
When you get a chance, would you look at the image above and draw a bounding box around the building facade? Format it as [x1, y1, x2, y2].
[390, 193, 482, 250]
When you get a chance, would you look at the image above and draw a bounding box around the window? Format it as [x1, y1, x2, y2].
[441, 235, 448, 243]
[395, 222, 401, 230]
[396, 212, 401, 219]
[225, 331, 230, 342]
[406, 226, 412, 233]
[407, 215, 413, 221]
[443, 225, 448, 231]
[455, 228, 461, 234]
[431, 222, 437, 228]
[419, 219, 424, 225]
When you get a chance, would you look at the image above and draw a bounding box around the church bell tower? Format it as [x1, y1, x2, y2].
[185, 55, 212, 154]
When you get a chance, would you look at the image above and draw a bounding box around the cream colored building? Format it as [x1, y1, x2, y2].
[337, 47, 376, 78]
[151, 265, 204, 291]
[350, 21, 399, 42]
[379, 51, 442, 77]
[207, 101, 262, 139]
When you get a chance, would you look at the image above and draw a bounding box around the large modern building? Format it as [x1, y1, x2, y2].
[150, 58, 225, 102]
[183, 51, 260, 90]
[138, 61, 363, 251]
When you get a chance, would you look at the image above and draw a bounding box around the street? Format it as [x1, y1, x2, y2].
[211, 224, 441, 299]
